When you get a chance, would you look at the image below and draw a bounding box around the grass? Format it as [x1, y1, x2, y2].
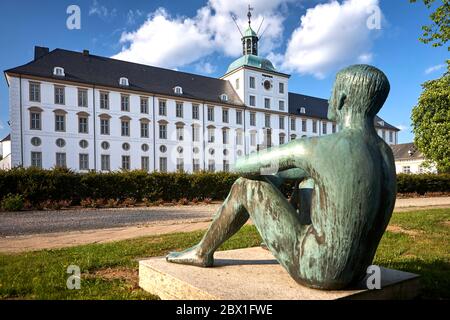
[0, 209, 448, 300]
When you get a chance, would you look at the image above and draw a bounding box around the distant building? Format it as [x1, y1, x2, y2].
[0, 134, 11, 170]
[3, 10, 399, 173]
[391, 142, 437, 174]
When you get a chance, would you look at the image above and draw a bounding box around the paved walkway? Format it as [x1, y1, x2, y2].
[0, 197, 449, 254]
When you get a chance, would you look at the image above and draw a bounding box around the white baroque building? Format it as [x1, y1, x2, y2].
[4, 20, 399, 173]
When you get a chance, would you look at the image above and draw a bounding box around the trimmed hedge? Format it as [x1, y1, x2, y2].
[0, 168, 448, 205]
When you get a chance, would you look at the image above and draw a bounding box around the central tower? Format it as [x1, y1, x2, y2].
[242, 6, 258, 56]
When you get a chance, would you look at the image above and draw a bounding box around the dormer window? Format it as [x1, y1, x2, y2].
[299, 107, 306, 114]
[220, 93, 228, 102]
[378, 120, 385, 126]
[119, 77, 129, 86]
[53, 67, 65, 77]
[174, 86, 183, 95]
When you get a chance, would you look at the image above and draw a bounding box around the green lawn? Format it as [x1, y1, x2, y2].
[0, 208, 448, 300]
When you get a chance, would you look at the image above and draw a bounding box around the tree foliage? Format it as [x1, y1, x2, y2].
[410, 0, 450, 49]
[411, 62, 450, 173]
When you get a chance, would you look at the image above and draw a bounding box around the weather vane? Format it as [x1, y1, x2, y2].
[247, 4, 254, 26]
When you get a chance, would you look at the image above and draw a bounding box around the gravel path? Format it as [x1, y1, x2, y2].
[0, 197, 449, 238]
[0, 205, 220, 237]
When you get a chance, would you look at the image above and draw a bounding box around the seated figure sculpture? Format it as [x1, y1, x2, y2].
[166, 65, 396, 290]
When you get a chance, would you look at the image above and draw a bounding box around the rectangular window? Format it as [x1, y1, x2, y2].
[100, 92, 109, 109]
[101, 154, 110, 171]
[249, 95, 256, 107]
[222, 109, 229, 123]
[235, 78, 240, 90]
[176, 127, 184, 141]
[208, 128, 215, 143]
[207, 106, 214, 121]
[264, 98, 271, 109]
[279, 100, 285, 111]
[31, 152, 42, 168]
[29, 82, 40, 102]
[78, 117, 88, 133]
[121, 94, 129, 111]
[222, 129, 229, 144]
[79, 154, 89, 171]
[159, 124, 167, 139]
[30, 112, 41, 130]
[279, 82, 284, 94]
[56, 153, 66, 168]
[192, 104, 199, 120]
[176, 102, 183, 118]
[193, 159, 200, 172]
[389, 131, 393, 142]
[291, 118, 296, 131]
[122, 155, 130, 170]
[302, 119, 307, 132]
[402, 166, 411, 174]
[279, 116, 285, 130]
[176, 158, 184, 172]
[382, 130, 386, 140]
[322, 122, 327, 134]
[332, 123, 336, 133]
[250, 112, 256, 126]
[121, 120, 130, 136]
[100, 119, 109, 135]
[250, 132, 256, 146]
[236, 131, 243, 145]
[249, 76, 255, 89]
[236, 110, 242, 125]
[141, 122, 149, 138]
[159, 157, 167, 172]
[208, 160, 215, 172]
[279, 135, 285, 145]
[141, 156, 149, 172]
[192, 126, 200, 142]
[55, 114, 65, 132]
[140, 97, 149, 114]
[78, 89, 88, 107]
[54, 86, 65, 105]
[159, 100, 167, 116]
[223, 160, 230, 172]
[312, 120, 317, 133]
[265, 114, 271, 128]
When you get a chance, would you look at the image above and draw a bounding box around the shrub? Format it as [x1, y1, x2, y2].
[1, 194, 24, 212]
[106, 198, 119, 208]
[178, 198, 189, 206]
[203, 197, 212, 204]
[191, 197, 200, 205]
[122, 198, 137, 207]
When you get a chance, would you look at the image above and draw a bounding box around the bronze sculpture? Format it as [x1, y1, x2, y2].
[167, 65, 396, 290]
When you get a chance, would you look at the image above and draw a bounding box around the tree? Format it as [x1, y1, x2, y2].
[411, 63, 450, 173]
[410, 0, 449, 50]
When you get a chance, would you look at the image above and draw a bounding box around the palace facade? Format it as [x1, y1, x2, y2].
[4, 21, 398, 173]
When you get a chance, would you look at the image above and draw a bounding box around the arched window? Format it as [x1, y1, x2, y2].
[53, 67, 65, 76]
[119, 77, 129, 86]
[174, 86, 183, 95]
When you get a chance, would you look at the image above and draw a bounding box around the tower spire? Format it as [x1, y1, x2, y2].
[247, 4, 253, 26]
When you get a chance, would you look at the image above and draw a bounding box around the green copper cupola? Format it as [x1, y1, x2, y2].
[242, 7, 258, 56]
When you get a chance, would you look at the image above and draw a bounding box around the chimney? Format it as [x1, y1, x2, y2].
[83, 49, 89, 56]
[34, 46, 49, 60]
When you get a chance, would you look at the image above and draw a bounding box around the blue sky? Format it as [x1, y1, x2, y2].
[0, 0, 448, 143]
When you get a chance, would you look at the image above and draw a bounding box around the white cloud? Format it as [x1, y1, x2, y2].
[395, 124, 409, 132]
[112, 0, 295, 69]
[89, 0, 117, 20]
[279, 0, 381, 78]
[195, 61, 217, 74]
[425, 64, 446, 75]
[126, 9, 144, 25]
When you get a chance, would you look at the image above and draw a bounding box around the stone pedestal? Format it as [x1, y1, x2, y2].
[139, 247, 420, 300]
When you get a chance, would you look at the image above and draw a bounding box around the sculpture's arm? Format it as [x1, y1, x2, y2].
[235, 139, 312, 178]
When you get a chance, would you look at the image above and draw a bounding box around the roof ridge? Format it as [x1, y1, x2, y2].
[53, 48, 229, 83]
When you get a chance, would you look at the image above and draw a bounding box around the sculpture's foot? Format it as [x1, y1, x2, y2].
[166, 245, 213, 267]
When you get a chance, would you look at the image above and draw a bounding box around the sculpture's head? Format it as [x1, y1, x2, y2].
[328, 65, 390, 124]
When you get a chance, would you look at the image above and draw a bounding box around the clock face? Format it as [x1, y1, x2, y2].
[263, 80, 271, 90]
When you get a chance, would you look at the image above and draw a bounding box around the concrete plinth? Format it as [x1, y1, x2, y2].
[139, 247, 420, 300]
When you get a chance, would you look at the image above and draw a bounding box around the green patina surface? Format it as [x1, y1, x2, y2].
[226, 54, 276, 74]
[167, 65, 397, 290]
